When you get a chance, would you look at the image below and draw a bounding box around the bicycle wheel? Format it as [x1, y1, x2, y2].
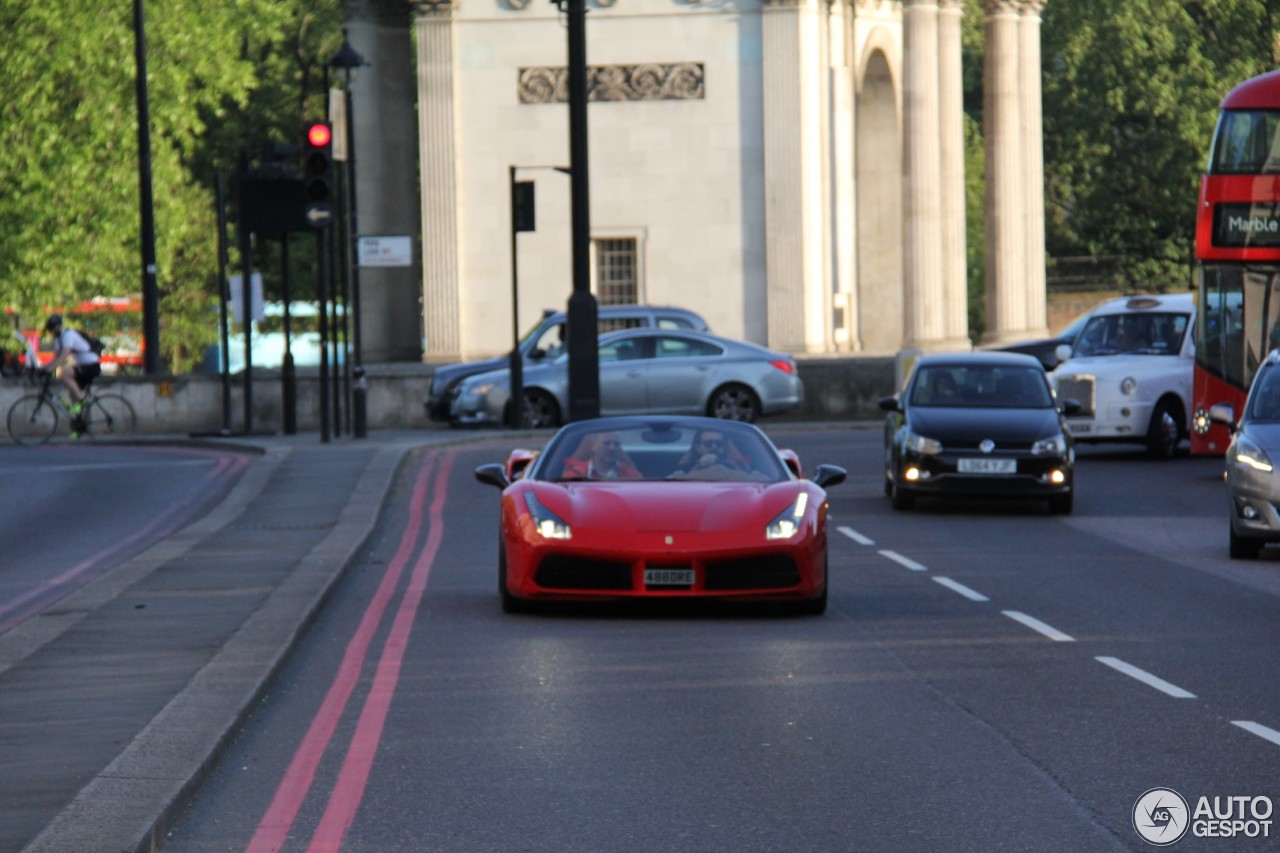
[7, 395, 58, 446]
[85, 394, 136, 438]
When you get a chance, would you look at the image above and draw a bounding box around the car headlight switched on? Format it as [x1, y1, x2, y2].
[524, 492, 572, 539]
[1030, 434, 1067, 456]
[904, 430, 943, 455]
[765, 492, 809, 540]
[1234, 437, 1274, 473]
[1120, 376, 1138, 395]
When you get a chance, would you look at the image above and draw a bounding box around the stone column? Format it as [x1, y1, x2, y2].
[938, 0, 970, 350]
[982, 0, 1027, 344]
[761, 0, 827, 353]
[1020, 0, 1049, 338]
[413, 0, 462, 361]
[902, 0, 945, 350]
[345, 3, 423, 363]
[829, 0, 860, 351]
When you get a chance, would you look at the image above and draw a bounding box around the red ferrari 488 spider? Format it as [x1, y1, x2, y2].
[475, 416, 846, 614]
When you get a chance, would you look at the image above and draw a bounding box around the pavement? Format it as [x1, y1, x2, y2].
[0, 427, 504, 853]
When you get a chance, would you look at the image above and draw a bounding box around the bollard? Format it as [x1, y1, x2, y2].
[353, 366, 368, 438]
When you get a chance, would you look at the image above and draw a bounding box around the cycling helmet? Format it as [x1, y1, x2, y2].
[44, 314, 63, 333]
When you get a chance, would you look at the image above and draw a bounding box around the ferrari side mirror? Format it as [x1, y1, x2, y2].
[812, 464, 847, 489]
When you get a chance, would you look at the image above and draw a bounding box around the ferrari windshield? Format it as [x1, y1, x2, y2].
[534, 419, 790, 483]
[909, 364, 1054, 409]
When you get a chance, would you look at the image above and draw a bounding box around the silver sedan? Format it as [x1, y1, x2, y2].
[450, 328, 804, 428]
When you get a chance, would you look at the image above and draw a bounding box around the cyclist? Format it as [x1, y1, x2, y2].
[42, 314, 100, 435]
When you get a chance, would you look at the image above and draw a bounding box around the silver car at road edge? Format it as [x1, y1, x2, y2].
[1211, 349, 1280, 558]
[450, 327, 804, 427]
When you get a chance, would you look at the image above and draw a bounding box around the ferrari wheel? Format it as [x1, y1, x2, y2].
[792, 554, 828, 615]
[499, 541, 536, 613]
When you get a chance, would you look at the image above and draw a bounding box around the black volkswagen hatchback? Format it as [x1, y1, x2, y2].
[878, 352, 1077, 513]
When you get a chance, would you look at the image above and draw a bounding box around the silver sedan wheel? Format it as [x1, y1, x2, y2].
[709, 384, 760, 422]
[521, 389, 560, 429]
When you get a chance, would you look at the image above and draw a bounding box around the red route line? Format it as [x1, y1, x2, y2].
[0, 450, 248, 634]
[246, 452, 439, 853]
[305, 453, 454, 852]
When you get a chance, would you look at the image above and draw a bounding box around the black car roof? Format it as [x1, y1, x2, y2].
[914, 351, 1044, 368]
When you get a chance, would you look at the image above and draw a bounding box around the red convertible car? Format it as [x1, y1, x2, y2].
[474, 416, 846, 614]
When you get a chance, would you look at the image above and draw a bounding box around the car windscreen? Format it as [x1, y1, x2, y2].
[534, 422, 789, 483]
[909, 365, 1054, 408]
[1073, 312, 1189, 357]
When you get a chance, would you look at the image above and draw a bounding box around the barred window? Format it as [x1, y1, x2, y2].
[595, 238, 638, 306]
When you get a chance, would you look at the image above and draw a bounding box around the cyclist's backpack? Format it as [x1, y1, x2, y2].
[78, 329, 106, 356]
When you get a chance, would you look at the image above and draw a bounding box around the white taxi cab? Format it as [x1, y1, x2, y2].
[1049, 293, 1195, 458]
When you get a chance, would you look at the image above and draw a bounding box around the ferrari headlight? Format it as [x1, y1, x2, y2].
[1234, 437, 1274, 473]
[1030, 434, 1066, 456]
[904, 429, 943, 455]
[524, 492, 572, 539]
[1120, 376, 1138, 395]
[766, 492, 809, 540]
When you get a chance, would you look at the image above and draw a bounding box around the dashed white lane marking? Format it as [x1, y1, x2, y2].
[878, 550, 927, 572]
[1002, 610, 1076, 642]
[1232, 721, 1280, 746]
[933, 576, 990, 602]
[1095, 657, 1196, 699]
[837, 526, 875, 546]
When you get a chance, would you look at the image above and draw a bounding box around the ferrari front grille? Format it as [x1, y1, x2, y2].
[703, 555, 800, 590]
[535, 556, 633, 590]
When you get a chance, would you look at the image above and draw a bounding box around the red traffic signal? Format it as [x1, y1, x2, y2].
[306, 122, 332, 148]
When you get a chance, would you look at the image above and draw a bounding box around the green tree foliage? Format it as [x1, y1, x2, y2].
[0, 1, 342, 371]
[1039, 0, 1277, 289]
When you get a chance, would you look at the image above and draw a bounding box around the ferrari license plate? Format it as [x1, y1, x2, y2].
[957, 457, 1016, 474]
[645, 568, 695, 586]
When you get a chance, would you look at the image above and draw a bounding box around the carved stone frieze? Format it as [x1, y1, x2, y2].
[518, 62, 705, 104]
[982, 0, 1021, 13]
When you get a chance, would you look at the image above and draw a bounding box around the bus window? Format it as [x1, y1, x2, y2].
[1211, 110, 1280, 174]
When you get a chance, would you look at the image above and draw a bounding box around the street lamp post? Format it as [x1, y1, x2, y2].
[562, 0, 598, 421]
[132, 0, 161, 374]
[329, 28, 369, 438]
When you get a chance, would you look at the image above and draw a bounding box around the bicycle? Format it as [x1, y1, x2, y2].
[6, 368, 136, 446]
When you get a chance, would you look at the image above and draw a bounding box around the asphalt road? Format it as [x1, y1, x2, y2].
[162, 428, 1280, 852]
[0, 444, 247, 635]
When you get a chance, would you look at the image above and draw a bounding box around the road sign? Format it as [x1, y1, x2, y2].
[305, 202, 333, 229]
[357, 236, 413, 267]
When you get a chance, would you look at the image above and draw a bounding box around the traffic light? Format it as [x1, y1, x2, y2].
[302, 121, 334, 229]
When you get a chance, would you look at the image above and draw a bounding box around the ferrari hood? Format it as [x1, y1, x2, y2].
[536, 481, 798, 533]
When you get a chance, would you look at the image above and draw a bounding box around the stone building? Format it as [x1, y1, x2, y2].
[344, 0, 1048, 363]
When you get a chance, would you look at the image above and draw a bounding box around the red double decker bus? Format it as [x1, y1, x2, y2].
[1191, 70, 1280, 455]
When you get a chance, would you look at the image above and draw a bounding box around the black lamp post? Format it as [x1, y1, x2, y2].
[328, 28, 369, 437]
[132, 0, 161, 375]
